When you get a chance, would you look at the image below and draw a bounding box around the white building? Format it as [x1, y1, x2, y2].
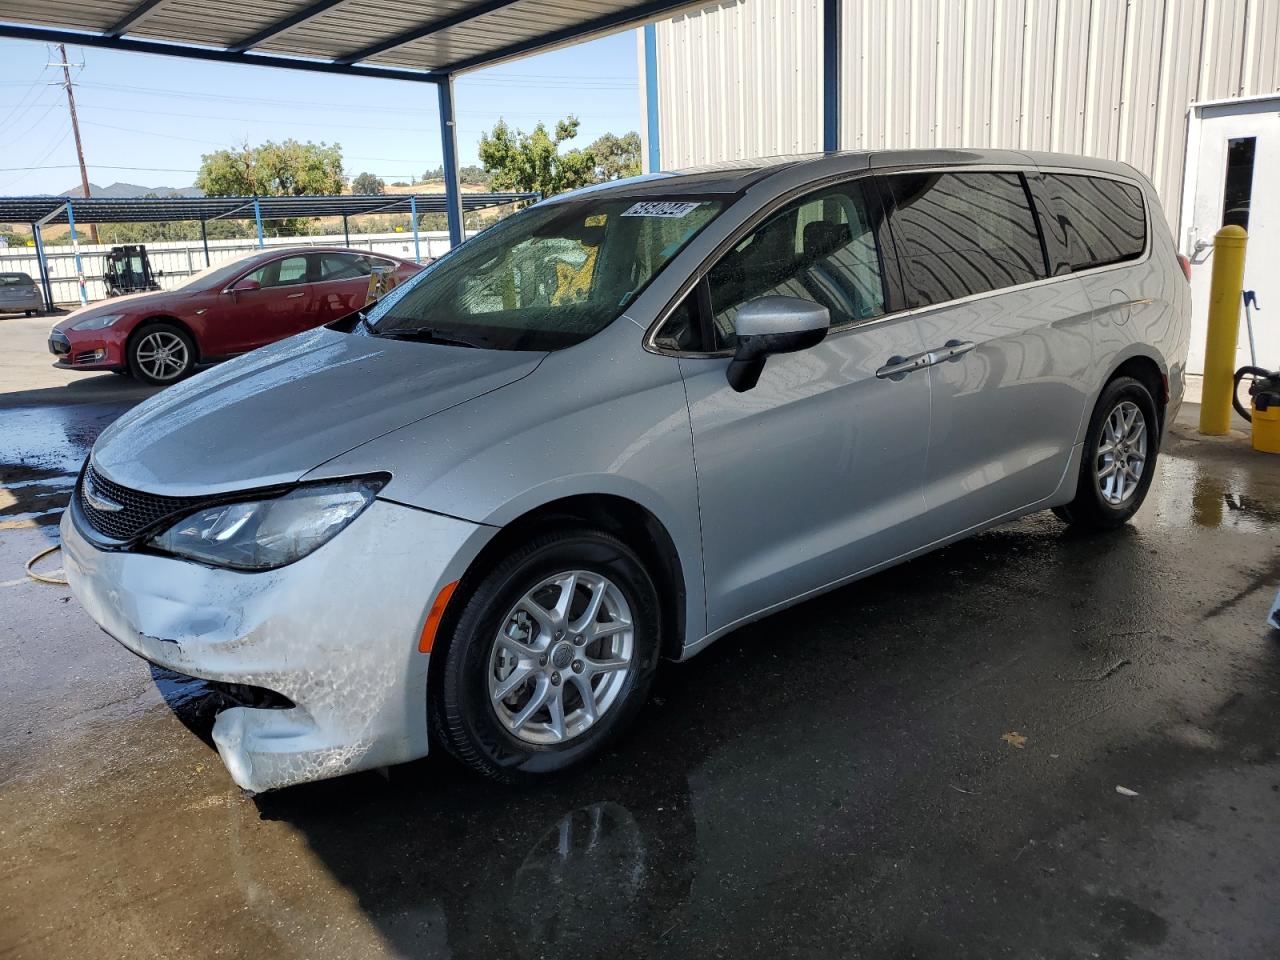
[639, 0, 1280, 375]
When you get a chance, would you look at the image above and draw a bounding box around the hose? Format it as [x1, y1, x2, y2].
[25, 544, 69, 586]
[1233, 366, 1278, 424]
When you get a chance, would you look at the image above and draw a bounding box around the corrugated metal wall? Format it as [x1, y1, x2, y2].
[652, 0, 823, 167]
[651, 0, 1280, 233]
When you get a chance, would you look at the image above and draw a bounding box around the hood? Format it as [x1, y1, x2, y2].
[91, 328, 546, 496]
[54, 289, 187, 330]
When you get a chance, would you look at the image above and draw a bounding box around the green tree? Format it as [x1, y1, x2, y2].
[420, 164, 492, 186]
[351, 172, 385, 195]
[197, 140, 344, 197]
[478, 116, 596, 198]
[586, 132, 642, 182]
[196, 139, 343, 235]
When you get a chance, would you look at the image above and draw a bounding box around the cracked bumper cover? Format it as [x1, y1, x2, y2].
[61, 497, 488, 793]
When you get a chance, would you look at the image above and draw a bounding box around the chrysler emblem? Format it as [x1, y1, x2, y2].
[83, 475, 124, 513]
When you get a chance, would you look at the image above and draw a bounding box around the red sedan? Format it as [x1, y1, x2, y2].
[49, 247, 422, 384]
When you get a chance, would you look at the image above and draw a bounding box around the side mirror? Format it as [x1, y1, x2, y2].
[230, 277, 262, 293]
[726, 296, 830, 392]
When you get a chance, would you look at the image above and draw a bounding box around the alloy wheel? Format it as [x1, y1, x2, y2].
[135, 330, 189, 381]
[1096, 400, 1147, 505]
[488, 570, 634, 745]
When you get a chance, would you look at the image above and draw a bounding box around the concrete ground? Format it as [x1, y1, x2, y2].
[2, 311, 1278, 960]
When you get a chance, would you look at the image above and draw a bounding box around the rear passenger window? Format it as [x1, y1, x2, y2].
[706, 183, 887, 350]
[883, 172, 1046, 307]
[244, 255, 310, 288]
[1042, 174, 1146, 271]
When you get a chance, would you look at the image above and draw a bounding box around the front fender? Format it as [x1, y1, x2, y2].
[306, 323, 708, 644]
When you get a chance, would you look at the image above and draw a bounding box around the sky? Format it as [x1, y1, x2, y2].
[0, 32, 641, 196]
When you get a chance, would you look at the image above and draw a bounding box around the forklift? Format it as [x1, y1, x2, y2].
[103, 245, 162, 296]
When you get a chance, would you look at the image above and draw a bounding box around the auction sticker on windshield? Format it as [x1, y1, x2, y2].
[621, 201, 704, 218]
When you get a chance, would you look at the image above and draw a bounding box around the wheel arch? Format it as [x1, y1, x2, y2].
[1106, 352, 1167, 432]
[436, 493, 689, 671]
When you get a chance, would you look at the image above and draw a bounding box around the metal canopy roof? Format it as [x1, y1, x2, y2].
[0, 0, 701, 81]
[0, 192, 536, 225]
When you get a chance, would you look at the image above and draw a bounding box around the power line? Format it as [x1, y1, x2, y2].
[53, 42, 98, 241]
[0, 60, 49, 128]
[0, 128, 72, 192]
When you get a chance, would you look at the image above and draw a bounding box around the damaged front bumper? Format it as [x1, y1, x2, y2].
[61, 496, 488, 793]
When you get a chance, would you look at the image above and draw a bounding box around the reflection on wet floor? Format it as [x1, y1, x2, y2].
[1150, 449, 1280, 533]
[0, 401, 130, 533]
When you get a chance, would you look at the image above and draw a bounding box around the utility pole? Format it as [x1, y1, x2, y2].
[54, 43, 97, 243]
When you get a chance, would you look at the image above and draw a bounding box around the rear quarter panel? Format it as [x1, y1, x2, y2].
[1033, 163, 1190, 441]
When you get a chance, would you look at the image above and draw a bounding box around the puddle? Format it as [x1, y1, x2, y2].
[0, 402, 132, 528]
[1148, 453, 1280, 534]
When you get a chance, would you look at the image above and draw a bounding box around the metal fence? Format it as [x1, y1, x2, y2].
[0, 230, 454, 308]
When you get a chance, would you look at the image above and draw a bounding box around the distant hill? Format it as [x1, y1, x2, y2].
[60, 182, 203, 199]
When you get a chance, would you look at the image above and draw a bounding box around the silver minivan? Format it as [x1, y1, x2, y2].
[62, 150, 1190, 792]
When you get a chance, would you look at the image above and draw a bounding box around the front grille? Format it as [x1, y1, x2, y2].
[49, 333, 70, 356]
[78, 463, 204, 542]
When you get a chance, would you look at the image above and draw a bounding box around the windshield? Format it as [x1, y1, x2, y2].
[365, 196, 725, 350]
[177, 253, 266, 291]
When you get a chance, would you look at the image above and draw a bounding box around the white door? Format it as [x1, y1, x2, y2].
[1182, 96, 1280, 375]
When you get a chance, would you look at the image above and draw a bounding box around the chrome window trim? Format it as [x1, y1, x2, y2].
[645, 162, 1152, 359]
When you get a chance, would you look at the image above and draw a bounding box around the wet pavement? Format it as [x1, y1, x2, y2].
[1, 331, 1278, 959]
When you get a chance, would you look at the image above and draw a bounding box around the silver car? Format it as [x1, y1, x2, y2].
[61, 150, 1190, 792]
[0, 271, 42, 315]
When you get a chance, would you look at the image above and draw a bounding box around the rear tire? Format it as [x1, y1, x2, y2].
[1053, 376, 1159, 530]
[128, 322, 195, 385]
[432, 526, 661, 784]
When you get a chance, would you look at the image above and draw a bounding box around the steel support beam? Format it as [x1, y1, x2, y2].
[30, 222, 54, 312]
[437, 77, 465, 248]
[253, 198, 264, 248]
[342, 214, 350, 246]
[108, 0, 168, 36]
[65, 199, 87, 306]
[643, 23, 661, 173]
[0, 24, 445, 85]
[437, 0, 703, 74]
[230, 0, 348, 53]
[336, 0, 522, 65]
[200, 219, 211, 266]
[410, 195, 421, 262]
[822, 0, 841, 153]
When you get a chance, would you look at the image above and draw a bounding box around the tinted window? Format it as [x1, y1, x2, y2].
[705, 183, 887, 350]
[315, 253, 371, 281]
[0, 273, 33, 286]
[1042, 174, 1146, 271]
[1222, 138, 1255, 230]
[884, 172, 1046, 307]
[245, 255, 310, 288]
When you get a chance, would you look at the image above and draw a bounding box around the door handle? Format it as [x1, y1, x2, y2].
[877, 341, 974, 380]
[287, 292, 305, 299]
[938, 339, 975, 362]
[876, 353, 932, 381]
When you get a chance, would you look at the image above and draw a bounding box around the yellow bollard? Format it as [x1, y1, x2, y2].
[1198, 225, 1249, 435]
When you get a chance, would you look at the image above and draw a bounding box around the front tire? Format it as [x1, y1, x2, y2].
[128, 322, 195, 385]
[432, 527, 661, 783]
[1053, 376, 1159, 529]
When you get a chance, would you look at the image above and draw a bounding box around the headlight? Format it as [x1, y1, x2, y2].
[149, 478, 384, 570]
[71, 314, 125, 331]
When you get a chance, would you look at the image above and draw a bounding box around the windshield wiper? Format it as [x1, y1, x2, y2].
[371, 326, 486, 348]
